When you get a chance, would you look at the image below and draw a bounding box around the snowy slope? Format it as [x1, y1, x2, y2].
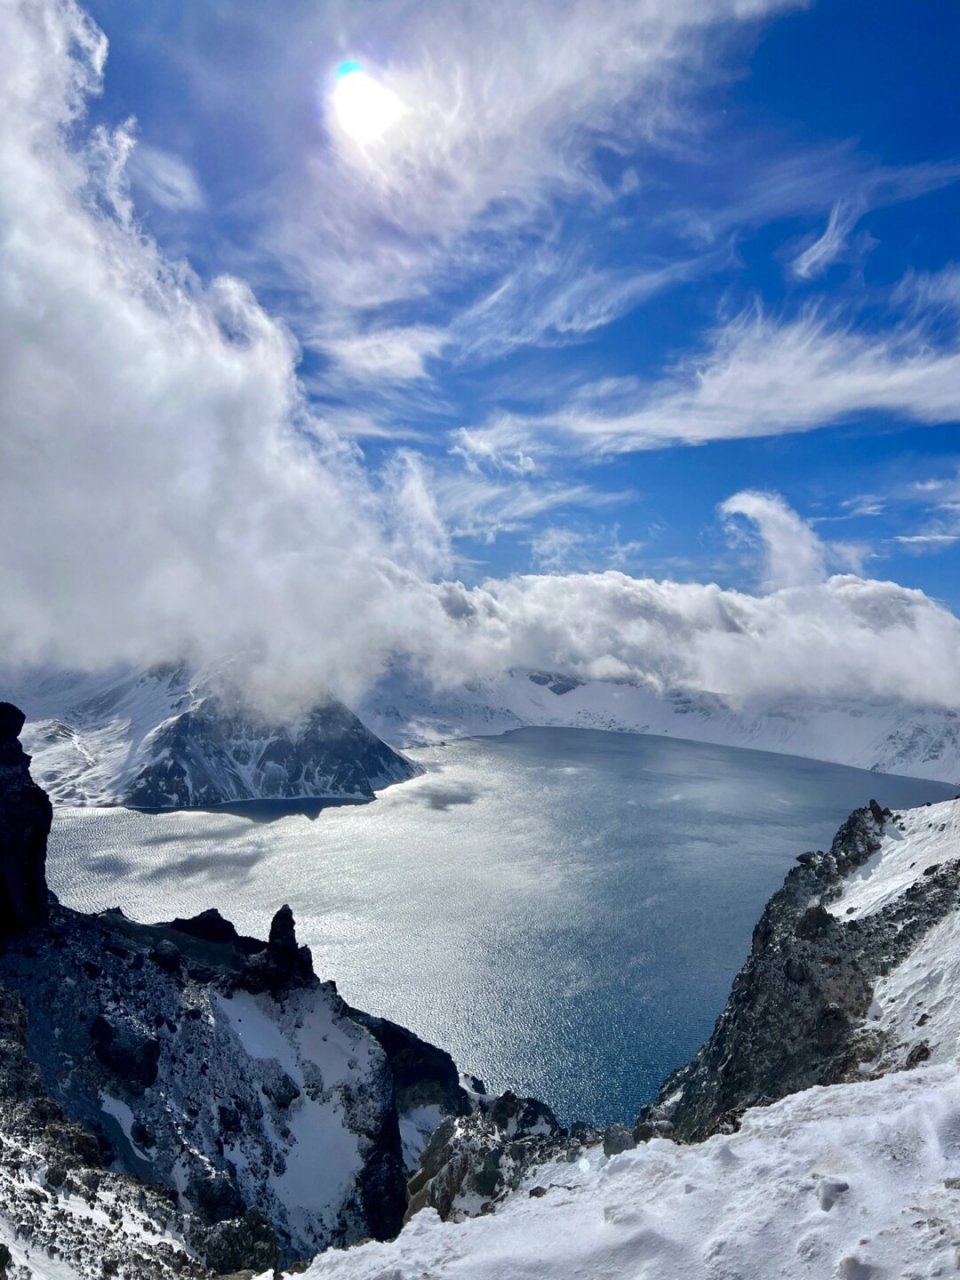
[275, 798, 960, 1280]
[278, 1063, 960, 1280]
[364, 667, 960, 782]
[3, 665, 420, 807]
[825, 797, 960, 1074]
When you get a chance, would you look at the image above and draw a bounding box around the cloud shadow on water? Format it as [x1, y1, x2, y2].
[139, 847, 267, 884]
[415, 781, 482, 811]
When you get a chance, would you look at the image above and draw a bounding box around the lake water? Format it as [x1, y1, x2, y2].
[47, 728, 957, 1126]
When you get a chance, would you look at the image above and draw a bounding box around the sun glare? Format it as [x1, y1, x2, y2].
[332, 61, 406, 145]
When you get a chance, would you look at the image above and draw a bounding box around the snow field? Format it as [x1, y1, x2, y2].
[280, 1063, 960, 1280]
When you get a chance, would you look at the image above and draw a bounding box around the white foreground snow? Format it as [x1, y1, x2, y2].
[281, 1063, 960, 1280]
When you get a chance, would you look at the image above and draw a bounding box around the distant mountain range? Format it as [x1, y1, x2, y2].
[362, 667, 960, 784]
[4, 662, 958, 810]
[5, 665, 420, 808]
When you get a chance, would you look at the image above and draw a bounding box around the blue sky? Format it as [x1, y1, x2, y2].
[4, 0, 960, 711]
[74, 0, 960, 604]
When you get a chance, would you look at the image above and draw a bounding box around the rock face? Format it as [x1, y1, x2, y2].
[639, 802, 960, 1142]
[123, 694, 421, 808]
[406, 1090, 595, 1222]
[0, 981, 209, 1279]
[0, 708, 467, 1272]
[0, 701, 51, 936]
[0, 900, 415, 1267]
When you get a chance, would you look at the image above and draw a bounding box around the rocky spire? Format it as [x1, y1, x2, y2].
[0, 702, 51, 936]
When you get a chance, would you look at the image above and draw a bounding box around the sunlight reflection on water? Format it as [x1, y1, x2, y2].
[48, 728, 956, 1124]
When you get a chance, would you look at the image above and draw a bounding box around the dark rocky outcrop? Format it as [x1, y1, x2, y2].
[638, 802, 960, 1142]
[345, 1006, 471, 1117]
[0, 702, 52, 936]
[405, 1090, 593, 1222]
[123, 694, 421, 808]
[0, 981, 207, 1278]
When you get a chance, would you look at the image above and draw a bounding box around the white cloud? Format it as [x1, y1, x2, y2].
[200, 0, 802, 313]
[4, 0, 960, 726]
[431, 571, 960, 710]
[129, 144, 206, 212]
[451, 247, 723, 360]
[720, 490, 826, 589]
[683, 144, 960, 254]
[319, 326, 448, 381]
[895, 534, 960, 551]
[432, 471, 626, 542]
[485, 308, 960, 454]
[790, 199, 862, 279]
[0, 0, 455, 714]
[530, 527, 586, 573]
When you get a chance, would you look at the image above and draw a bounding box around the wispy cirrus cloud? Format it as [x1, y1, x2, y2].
[455, 304, 960, 459]
[129, 144, 206, 213]
[319, 325, 448, 382]
[449, 243, 727, 360]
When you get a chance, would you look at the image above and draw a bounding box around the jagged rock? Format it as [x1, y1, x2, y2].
[268, 903, 299, 957]
[905, 1040, 931, 1068]
[201, 1208, 279, 1275]
[151, 938, 182, 974]
[0, 702, 51, 936]
[261, 1067, 301, 1110]
[602, 1124, 636, 1156]
[170, 908, 239, 945]
[405, 1089, 575, 1222]
[186, 1171, 245, 1222]
[639, 805, 960, 1141]
[238, 905, 314, 993]
[0, 893, 430, 1264]
[346, 1007, 470, 1115]
[89, 1015, 161, 1090]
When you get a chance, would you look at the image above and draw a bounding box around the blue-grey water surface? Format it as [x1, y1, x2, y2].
[47, 728, 957, 1125]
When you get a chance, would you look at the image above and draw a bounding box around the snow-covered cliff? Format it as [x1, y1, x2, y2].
[364, 667, 960, 783]
[5, 666, 421, 808]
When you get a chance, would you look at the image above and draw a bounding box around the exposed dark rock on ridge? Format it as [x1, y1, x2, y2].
[0, 701, 52, 935]
[0, 897, 411, 1267]
[124, 694, 421, 808]
[0, 981, 210, 1279]
[639, 801, 960, 1142]
[344, 1006, 471, 1118]
[405, 1090, 592, 1222]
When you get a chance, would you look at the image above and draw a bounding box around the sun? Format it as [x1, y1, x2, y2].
[332, 61, 406, 145]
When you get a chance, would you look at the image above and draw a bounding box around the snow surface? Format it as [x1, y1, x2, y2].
[826, 798, 960, 1072]
[210, 986, 378, 1237]
[273, 1063, 960, 1280]
[364, 669, 960, 783]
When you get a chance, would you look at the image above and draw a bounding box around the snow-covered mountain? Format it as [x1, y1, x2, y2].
[364, 666, 960, 782]
[282, 1063, 960, 1280]
[4, 665, 421, 808]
